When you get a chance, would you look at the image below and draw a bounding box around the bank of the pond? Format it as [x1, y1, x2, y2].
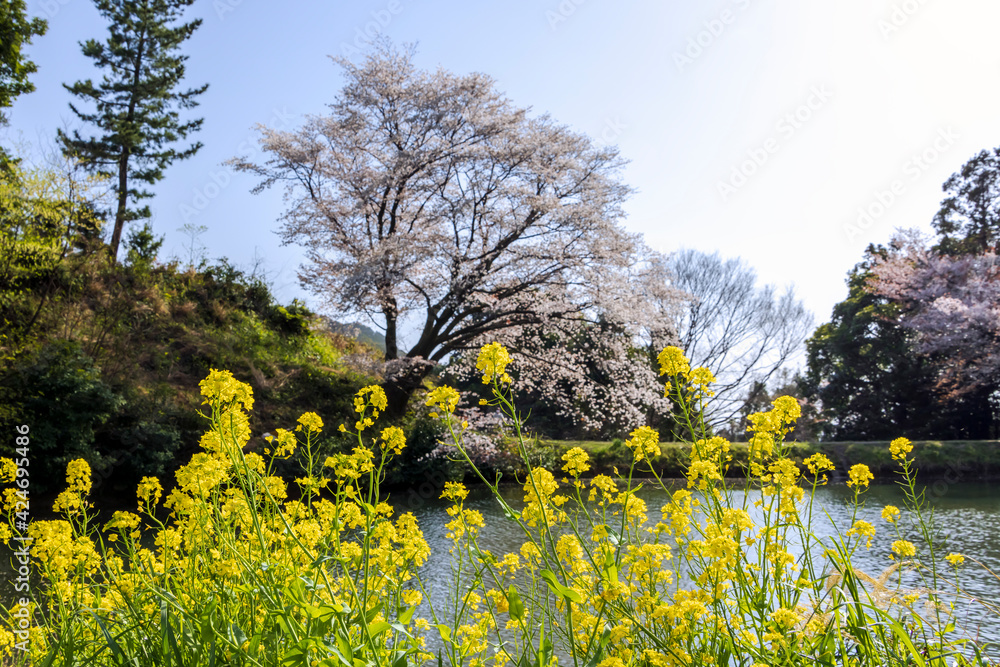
[538, 439, 1000, 481]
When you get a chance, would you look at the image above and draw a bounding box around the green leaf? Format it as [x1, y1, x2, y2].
[364, 601, 383, 624]
[336, 633, 354, 665]
[368, 620, 391, 637]
[435, 624, 452, 643]
[539, 569, 583, 603]
[398, 605, 416, 625]
[507, 585, 525, 621]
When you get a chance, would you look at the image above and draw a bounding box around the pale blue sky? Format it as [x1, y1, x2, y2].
[7, 0, 1000, 340]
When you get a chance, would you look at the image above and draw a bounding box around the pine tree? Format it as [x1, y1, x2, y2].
[0, 0, 47, 124]
[59, 0, 207, 263]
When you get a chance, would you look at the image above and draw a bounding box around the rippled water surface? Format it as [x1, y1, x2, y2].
[405, 480, 1000, 652]
[3, 481, 998, 656]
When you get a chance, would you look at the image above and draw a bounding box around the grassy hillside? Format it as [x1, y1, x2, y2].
[0, 246, 385, 496]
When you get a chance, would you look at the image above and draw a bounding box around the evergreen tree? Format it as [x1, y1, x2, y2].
[0, 0, 47, 124]
[932, 146, 1000, 256]
[59, 0, 207, 263]
[802, 250, 986, 440]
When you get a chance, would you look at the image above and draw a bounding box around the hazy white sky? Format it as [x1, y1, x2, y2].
[7, 0, 1000, 334]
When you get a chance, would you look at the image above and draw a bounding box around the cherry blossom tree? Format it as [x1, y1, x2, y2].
[869, 229, 1000, 402]
[231, 42, 643, 412]
[445, 248, 682, 438]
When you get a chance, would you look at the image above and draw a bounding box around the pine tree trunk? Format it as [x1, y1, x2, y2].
[108, 148, 130, 263]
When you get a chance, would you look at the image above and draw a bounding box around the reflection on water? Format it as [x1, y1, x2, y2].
[403, 481, 1000, 652]
[2, 481, 998, 654]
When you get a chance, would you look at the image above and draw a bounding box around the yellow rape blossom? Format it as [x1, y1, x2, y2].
[562, 447, 591, 477]
[881, 505, 900, 523]
[891, 540, 916, 559]
[945, 553, 965, 566]
[380, 426, 406, 455]
[136, 476, 162, 512]
[657, 346, 690, 376]
[476, 342, 513, 384]
[199, 368, 254, 411]
[846, 520, 877, 548]
[804, 453, 834, 477]
[626, 425, 661, 462]
[353, 385, 388, 426]
[296, 411, 323, 433]
[0, 458, 16, 484]
[441, 481, 469, 502]
[65, 459, 91, 495]
[425, 385, 461, 415]
[890, 437, 913, 461]
[846, 464, 873, 490]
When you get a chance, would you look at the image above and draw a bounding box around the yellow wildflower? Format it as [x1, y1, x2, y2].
[881, 505, 900, 523]
[476, 342, 513, 384]
[562, 447, 591, 477]
[199, 368, 254, 411]
[771, 607, 800, 629]
[890, 437, 913, 461]
[804, 453, 834, 476]
[380, 426, 406, 455]
[425, 386, 461, 414]
[772, 396, 802, 423]
[441, 482, 469, 502]
[353, 385, 388, 418]
[626, 425, 661, 462]
[66, 459, 91, 495]
[891, 540, 916, 559]
[846, 464, 873, 490]
[0, 458, 16, 484]
[657, 346, 690, 376]
[945, 553, 965, 566]
[296, 411, 323, 433]
[846, 519, 877, 548]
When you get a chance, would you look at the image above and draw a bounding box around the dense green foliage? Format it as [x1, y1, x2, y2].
[806, 143, 1000, 440]
[0, 0, 46, 126]
[0, 160, 389, 494]
[803, 259, 945, 440]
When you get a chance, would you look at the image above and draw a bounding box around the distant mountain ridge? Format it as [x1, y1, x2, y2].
[322, 318, 386, 352]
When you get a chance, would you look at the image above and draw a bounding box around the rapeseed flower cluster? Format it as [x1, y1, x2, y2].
[0, 343, 985, 667]
[0, 375, 434, 666]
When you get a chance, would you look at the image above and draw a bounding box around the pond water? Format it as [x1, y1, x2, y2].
[3, 481, 998, 656]
[404, 480, 1000, 653]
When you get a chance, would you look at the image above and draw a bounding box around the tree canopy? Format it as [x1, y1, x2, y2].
[0, 0, 47, 125]
[234, 42, 646, 410]
[667, 249, 812, 430]
[59, 0, 207, 263]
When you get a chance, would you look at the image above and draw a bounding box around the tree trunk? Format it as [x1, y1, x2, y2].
[382, 356, 435, 418]
[108, 148, 130, 263]
[383, 301, 399, 360]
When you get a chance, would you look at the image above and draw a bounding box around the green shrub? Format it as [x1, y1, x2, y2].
[0, 341, 121, 493]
